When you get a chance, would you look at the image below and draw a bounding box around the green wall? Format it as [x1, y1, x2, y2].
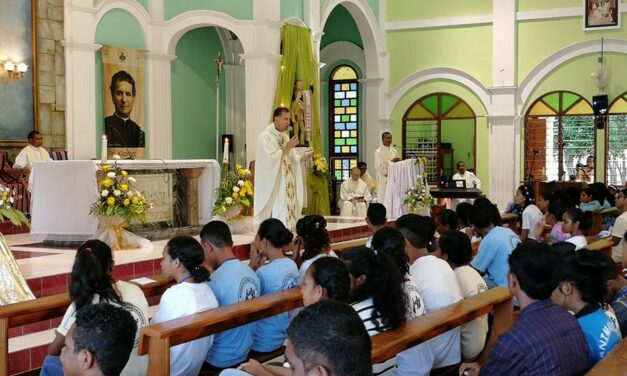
[321, 0, 379, 24]
[441, 119, 475, 169]
[387, 25, 493, 89]
[135, 0, 148, 11]
[281, 0, 304, 20]
[321, 5, 363, 49]
[95, 9, 146, 157]
[387, 0, 492, 22]
[517, 14, 627, 83]
[518, 0, 579, 11]
[164, 0, 253, 20]
[171, 27, 226, 159]
[390, 81, 490, 194]
[522, 52, 627, 183]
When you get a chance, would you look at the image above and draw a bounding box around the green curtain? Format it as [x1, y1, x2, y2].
[272, 24, 330, 216]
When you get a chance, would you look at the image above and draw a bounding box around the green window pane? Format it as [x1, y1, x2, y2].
[440, 95, 458, 115]
[350, 99, 357, 106]
[562, 92, 580, 111]
[420, 95, 438, 115]
[346, 138, 357, 145]
[543, 92, 560, 113]
[342, 115, 350, 122]
[335, 139, 346, 146]
[335, 100, 341, 107]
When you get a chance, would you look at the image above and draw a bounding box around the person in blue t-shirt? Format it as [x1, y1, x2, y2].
[469, 198, 520, 288]
[552, 250, 621, 363]
[248, 218, 299, 353]
[200, 221, 261, 368]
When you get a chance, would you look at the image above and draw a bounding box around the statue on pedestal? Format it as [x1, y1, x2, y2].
[291, 80, 314, 146]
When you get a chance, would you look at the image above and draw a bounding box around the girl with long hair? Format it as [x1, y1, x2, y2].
[152, 236, 218, 376]
[41, 240, 149, 376]
[514, 184, 544, 241]
[293, 215, 336, 282]
[563, 208, 593, 250]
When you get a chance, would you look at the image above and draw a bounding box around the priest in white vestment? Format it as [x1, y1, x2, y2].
[254, 107, 313, 232]
[451, 160, 481, 208]
[358, 161, 377, 195]
[374, 132, 400, 204]
[13, 131, 52, 175]
[340, 167, 372, 217]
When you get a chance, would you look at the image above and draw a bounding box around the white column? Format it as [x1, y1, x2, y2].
[145, 52, 176, 159]
[362, 78, 384, 170]
[242, 52, 282, 163]
[64, 42, 101, 160]
[488, 114, 519, 210]
[224, 63, 247, 167]
[492, 0, 516, 87]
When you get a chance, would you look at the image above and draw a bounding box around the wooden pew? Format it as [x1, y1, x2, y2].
[371, 287, 513, 364]
[589, 207, 619, 236]
[330, 237, 368, 254]
[138, 287, 513, 376]
[586, 339, 627, 375]
[0, 274, 174, 376]
[138, 288, 303, 375]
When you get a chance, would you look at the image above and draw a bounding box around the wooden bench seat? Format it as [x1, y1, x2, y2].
[138, 287, 513, 376]
[0, 274, 174, 376]
[586, 339, 627, 375]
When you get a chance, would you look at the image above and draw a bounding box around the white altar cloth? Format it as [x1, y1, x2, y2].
[383, 159, 419, 220]
[30, 160, 221, 241]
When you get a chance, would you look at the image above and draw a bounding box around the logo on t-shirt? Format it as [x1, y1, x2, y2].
[123, 303, 147, 348]
[404, 284, 424, 320]
[239, 277, 259, 301]
[281, 273, 298, 290]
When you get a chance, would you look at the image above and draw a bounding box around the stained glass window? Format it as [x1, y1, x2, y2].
[607, 93, 627, 185]
[525, 91, 595, 181]
[329, 66, 359, 181]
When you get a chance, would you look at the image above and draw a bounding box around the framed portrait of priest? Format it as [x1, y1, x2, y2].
[101, 45, 145, 159]
[584, 0, 620, 30]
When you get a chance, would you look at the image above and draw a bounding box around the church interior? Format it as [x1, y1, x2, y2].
[1, 0, 626, 375]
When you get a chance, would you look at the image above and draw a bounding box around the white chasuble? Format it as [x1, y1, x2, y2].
[374, 145, 399, 203]
[339, 178, 371, 217]
[13, 144, 52, 170]
[254, 124, 305, 232]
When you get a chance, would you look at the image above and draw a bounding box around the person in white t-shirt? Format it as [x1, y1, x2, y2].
[372, 227, 434, 376]
[395, 214, 463, 370]
[152, 236, 219, 376]
[40, 240, 149, 376]
[563, 208, 594, 251]
[610, 189, 626, 263]
[438, 231, 488, 360]
[514, 185, 544, 241]
[293, 215, 337, 283]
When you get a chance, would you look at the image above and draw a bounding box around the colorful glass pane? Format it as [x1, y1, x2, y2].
[565, 100, 593, 115]
[350, 131, 357, 137]
[440, 95, 458, 115]
[543, 93, 560, 113]
[609, 97, 627, 114]
[350, 83, 357, 90]
[335, 92, 345, 99]
[529, 101, 557, 116]
[332, 66, 357, 80]
[406, 103, 435, 119]
[420, 95, 438, 115]
[350, 115, 357, 121]
[346, 107, 357, 114]
[347, 123, 357, 130]
[342, 146, 350, 153]
[347, 138, 357, 145]
[342, 83, 350, 91]
[335, 131, 341, 138]
[346, 91, 357, 99]
[335, 123, 345, 130]
[351, 99, 357, 106]
[444, 102, 474, 118]
[336, 108, 345, 115]
[335, 100, 341, 106]
[562, 92, 580, 111]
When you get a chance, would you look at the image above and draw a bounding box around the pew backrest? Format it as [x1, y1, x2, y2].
[586, 339, 627, 375]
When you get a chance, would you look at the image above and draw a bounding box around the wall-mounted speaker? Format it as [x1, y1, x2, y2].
[592, 95, 608, 115]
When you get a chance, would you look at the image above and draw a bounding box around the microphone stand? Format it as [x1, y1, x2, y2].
[526, 150, 538, 184]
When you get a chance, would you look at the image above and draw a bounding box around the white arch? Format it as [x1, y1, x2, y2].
[320, 41, 366, 80]
[321, 0, 383, 77]
[163, 10, 254, 55]
[387, 67, 491, 115]
[94, 0, 151, 48]
[519, 38, 627, 109]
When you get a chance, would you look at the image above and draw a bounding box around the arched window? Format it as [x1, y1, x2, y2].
[329, 65, 359, 181]
[402, 93, 476, 182]
[525, 91, 595, 182]
[607, 93, 627, 185]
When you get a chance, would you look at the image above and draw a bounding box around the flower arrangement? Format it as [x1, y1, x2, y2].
[90, 155, 150, 223]
[212, 164, 254, 216]
[312, 153, 328, 176]
[404, 176, 435, 210]
[0, 185, 29, 227]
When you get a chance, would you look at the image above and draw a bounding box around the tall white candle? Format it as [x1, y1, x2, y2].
[101, 135, 107, 164]
[223, 138, 229, 165]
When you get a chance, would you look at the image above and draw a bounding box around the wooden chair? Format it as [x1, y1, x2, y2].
[49, 150, 68, 161]
[0, 274, 174, 376]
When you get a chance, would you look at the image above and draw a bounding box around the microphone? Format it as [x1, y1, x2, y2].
[108, 125, 135, 160]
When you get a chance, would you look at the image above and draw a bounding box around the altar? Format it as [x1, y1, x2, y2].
[29, 160, 221, 242]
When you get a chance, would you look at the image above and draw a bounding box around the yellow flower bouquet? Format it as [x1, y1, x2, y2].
[312, 153, 328, 176]
[90, 156, 150, 223]
[212, 164, 254, 216]
[0, 185, 29, 227]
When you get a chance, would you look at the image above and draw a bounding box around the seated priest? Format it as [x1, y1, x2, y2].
[340, 167, 372, 217]
[357, 161, 377, 195]
[13, 131, 52, 177]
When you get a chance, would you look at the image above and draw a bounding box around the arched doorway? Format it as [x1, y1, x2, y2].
[525, 91, 595, 181]
[607, 92, 627, 185]
[402, 93, 476, 182]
